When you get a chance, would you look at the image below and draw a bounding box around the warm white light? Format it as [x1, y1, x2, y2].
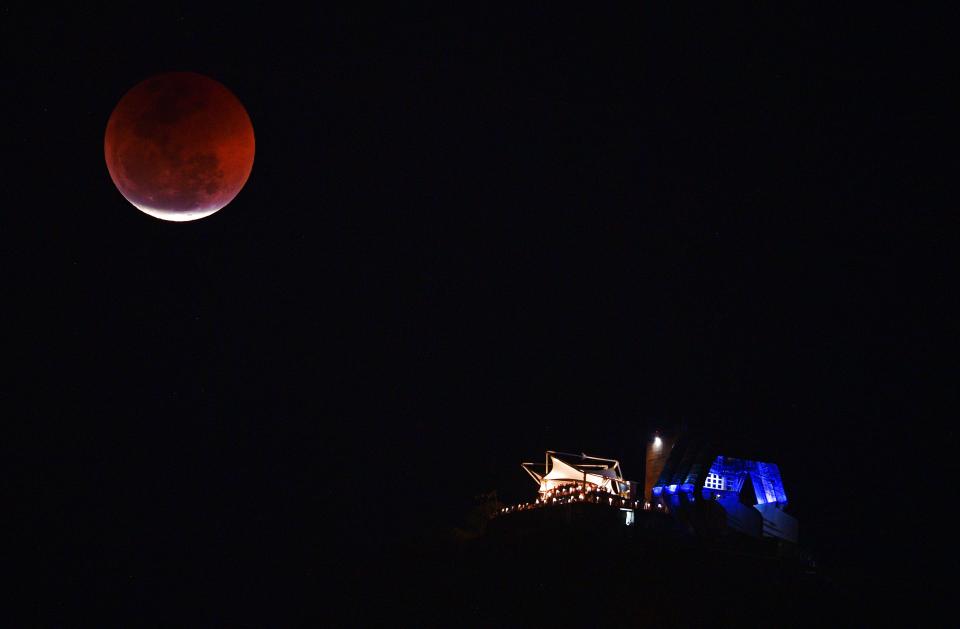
[132, 202, 223, 222]
[653, 436, 662, 448]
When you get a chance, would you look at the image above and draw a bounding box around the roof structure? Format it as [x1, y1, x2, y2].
[522, 451, 629, 496]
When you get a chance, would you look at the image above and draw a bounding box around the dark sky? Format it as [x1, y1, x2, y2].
[6, 5, 949, 621]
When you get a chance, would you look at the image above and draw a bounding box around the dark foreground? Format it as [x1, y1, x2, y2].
[327, 524, 848, 627]
[37, 512, 905, 626]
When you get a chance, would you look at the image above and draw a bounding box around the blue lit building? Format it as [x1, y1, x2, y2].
[648, 431, 798, 544]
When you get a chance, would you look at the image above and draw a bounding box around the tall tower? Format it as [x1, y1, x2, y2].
[643, 430, 676, 501]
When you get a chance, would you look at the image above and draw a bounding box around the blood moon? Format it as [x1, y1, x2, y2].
[104, 72, 255, 222]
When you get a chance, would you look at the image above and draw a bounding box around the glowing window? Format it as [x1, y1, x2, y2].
[704, 473, 725, 490]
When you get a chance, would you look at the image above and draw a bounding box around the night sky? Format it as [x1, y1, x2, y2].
[7, 5, 948, 623]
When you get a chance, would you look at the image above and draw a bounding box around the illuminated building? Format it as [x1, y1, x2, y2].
[522, 451, 633, 498]
[494, 451, 645, 528]
[646, 430, 799, 544]
[493, 433, 799, 550]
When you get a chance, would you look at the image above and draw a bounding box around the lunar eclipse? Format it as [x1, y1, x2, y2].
[104, 72, 255, 222]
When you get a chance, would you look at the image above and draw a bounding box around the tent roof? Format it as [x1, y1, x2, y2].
[543, 456, 621, 484]
[543, 456, 587, 481]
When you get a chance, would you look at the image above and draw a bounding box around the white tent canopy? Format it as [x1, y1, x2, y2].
[538, 455, 620, 493]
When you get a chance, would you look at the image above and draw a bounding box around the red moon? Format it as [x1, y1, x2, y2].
[104, 72, 255, 222]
